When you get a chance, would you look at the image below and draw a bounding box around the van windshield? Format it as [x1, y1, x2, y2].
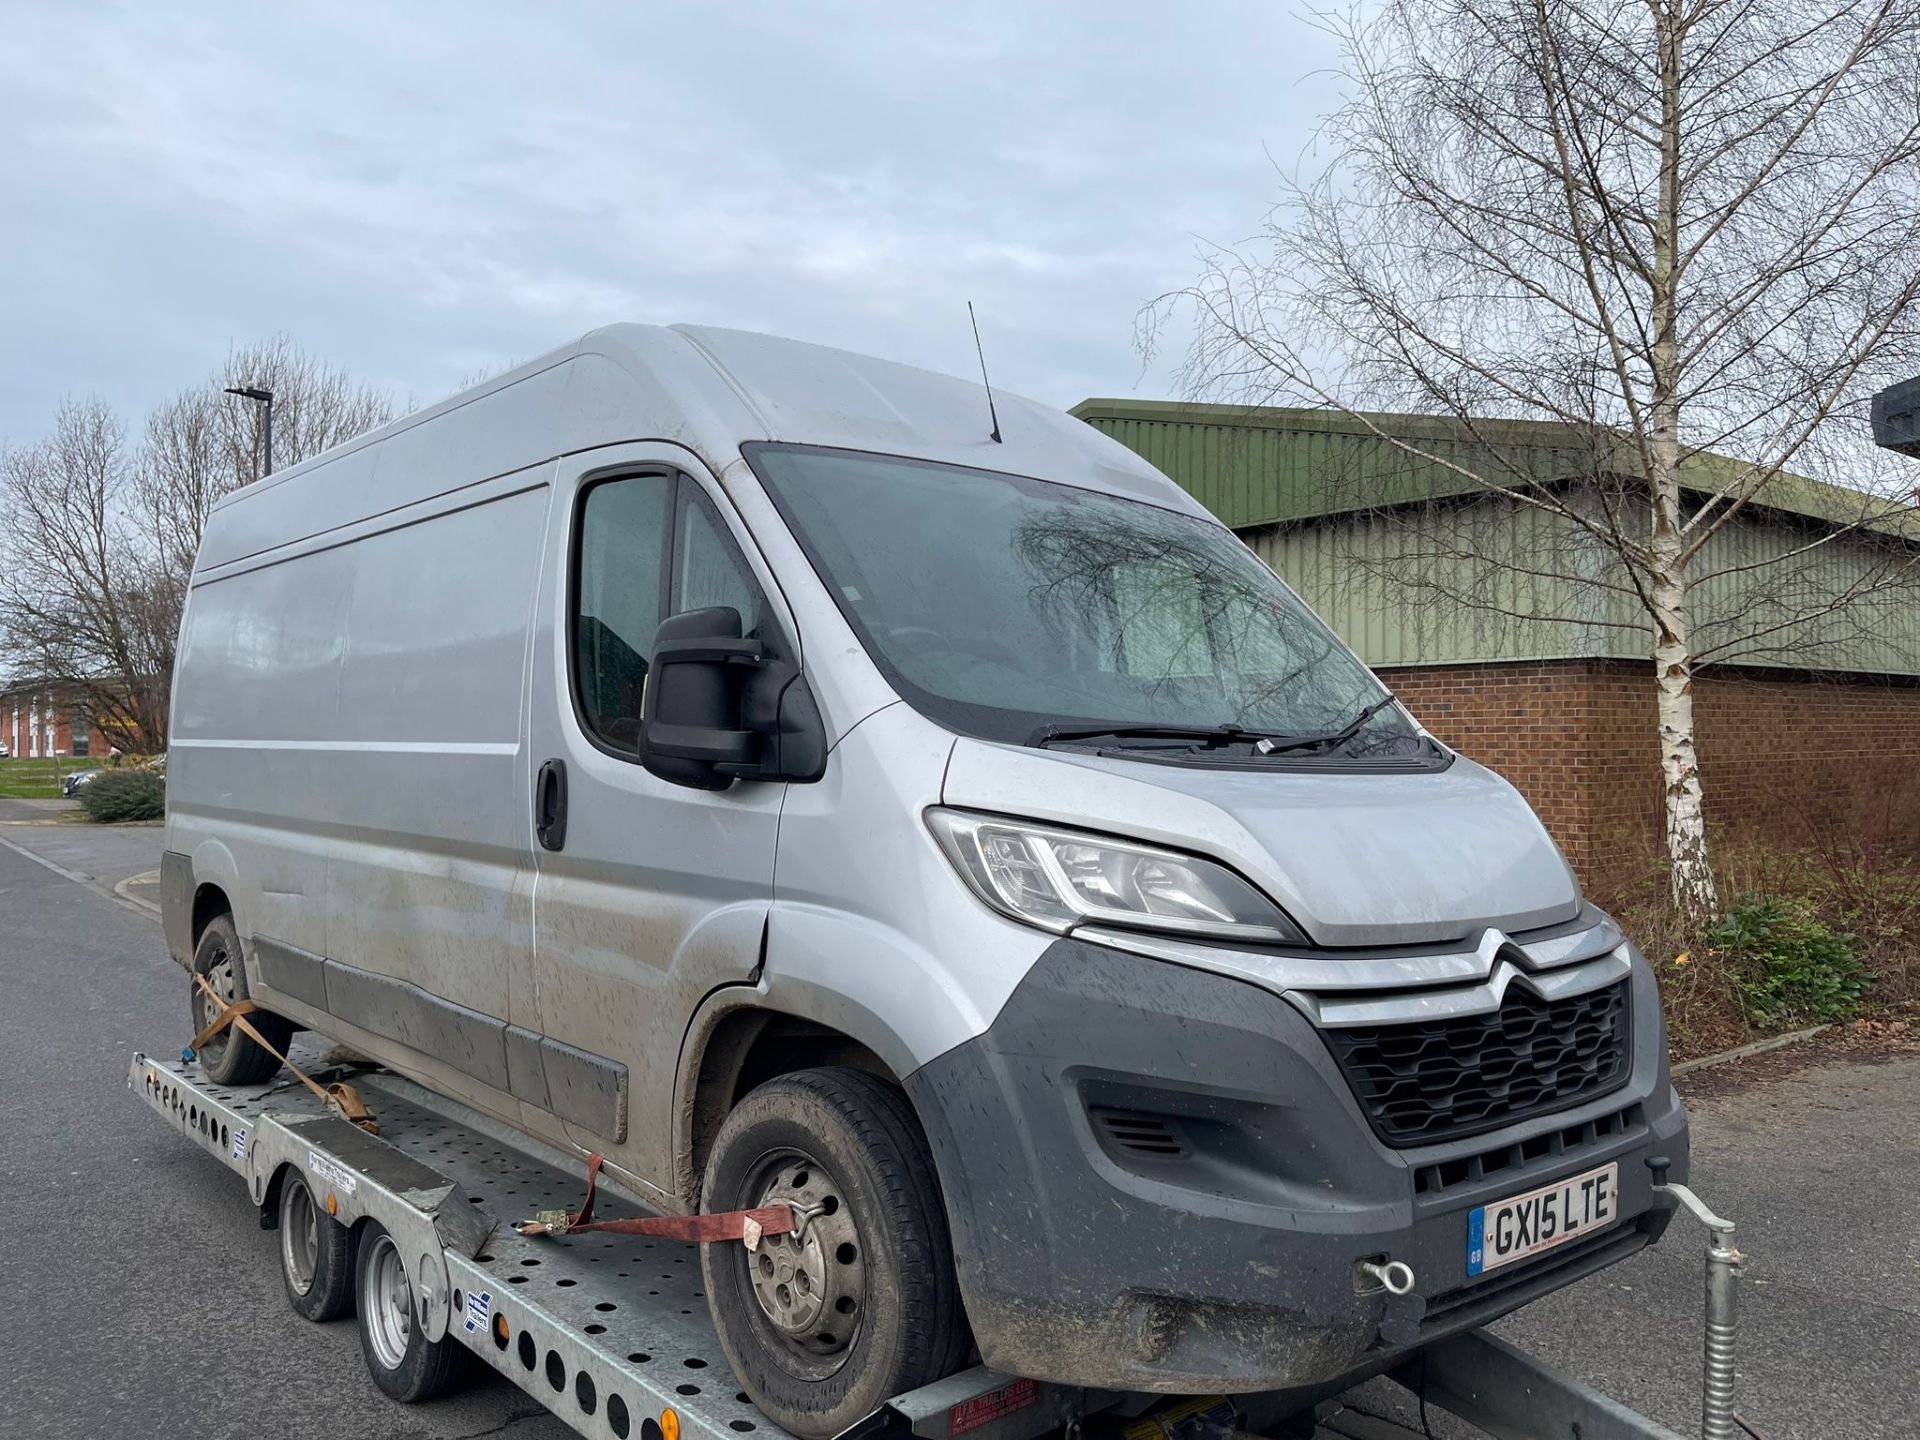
[746, 444, 1430, 759]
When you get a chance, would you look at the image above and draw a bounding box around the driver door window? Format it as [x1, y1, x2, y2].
[575, 474, 671, 751]
[572, 472, 766, 755]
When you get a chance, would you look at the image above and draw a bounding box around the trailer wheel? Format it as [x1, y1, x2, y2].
[189, 915, 290, 1086]
[280, 1171, 355, 1321]
[354, 1223, 468, 1403]
[700, 1068, 970, 1440]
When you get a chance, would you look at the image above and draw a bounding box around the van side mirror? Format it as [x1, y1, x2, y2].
[640, 607, 763, 790]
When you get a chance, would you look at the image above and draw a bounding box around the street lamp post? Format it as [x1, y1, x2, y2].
[224, 385, 275, 479]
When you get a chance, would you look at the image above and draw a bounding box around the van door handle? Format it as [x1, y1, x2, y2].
[535, 759, 568, 851]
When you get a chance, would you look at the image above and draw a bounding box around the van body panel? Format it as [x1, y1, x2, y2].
[319, 475, 550, 1027]
[222, 970, 542, 1127]
[764, 702, 1052, 1075]
[907, 934, 1687, 1393]
[159, 849, 196, 965]
[170, 539, 357, 960]
[941, 740, 1581, 947]
[524, 443, 788, 1188]
[671, 326, 1201, 516]
[194, 362, 574, 574]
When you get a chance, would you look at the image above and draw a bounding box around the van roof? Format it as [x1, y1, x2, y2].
[205, 325, 1196, 544]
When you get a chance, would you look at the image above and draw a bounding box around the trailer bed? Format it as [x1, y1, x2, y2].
[130, 1046, 1699, 1440]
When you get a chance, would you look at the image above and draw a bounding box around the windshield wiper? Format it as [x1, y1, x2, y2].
[1029, 721, 1287, 750]
[1029, 699, 1402, 757]
[1251, 696, 1399, 755]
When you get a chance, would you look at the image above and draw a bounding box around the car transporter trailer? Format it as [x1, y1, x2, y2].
[129, 1042, 1747, 1440]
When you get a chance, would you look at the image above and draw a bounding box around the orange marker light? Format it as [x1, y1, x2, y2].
[662, 1408, 681, 1440]
[326, 1193, 339, 1217]
[494, 1312, 510, 1343]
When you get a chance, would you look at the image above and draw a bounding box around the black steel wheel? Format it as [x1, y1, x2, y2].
[279, 1170, 356, 1321]
[700, 1068, 970, 1439]
[189, 914, 289, 1086]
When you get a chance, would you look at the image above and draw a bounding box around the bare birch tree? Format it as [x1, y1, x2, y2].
[140, 335, 396, 582]
[1147, 0, 1920, 919]
[2, 341, 395, 750]
[0, 398, 176, 748]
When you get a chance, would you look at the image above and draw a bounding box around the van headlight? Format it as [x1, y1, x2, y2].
[925, 807, 1305, 944]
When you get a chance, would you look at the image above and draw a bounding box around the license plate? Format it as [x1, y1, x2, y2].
[1468, 1160, 1618, 1276]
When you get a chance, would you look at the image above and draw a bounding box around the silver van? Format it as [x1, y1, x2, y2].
[162, 325, 1688, 1436]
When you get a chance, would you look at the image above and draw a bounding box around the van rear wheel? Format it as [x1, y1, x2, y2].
[189, 914, 290, 1086]
[699, 1067, 971, 1440]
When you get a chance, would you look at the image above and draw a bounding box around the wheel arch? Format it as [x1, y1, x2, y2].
[191, 882, 233, 946]
[675, 995, 901, 1210]
[163, 839, 244, 966]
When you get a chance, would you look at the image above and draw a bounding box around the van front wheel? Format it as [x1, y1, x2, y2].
[189, 914, 291, 1086]
[699, 1068, 970, 1440]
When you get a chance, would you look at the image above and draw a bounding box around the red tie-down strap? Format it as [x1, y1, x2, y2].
[513, 1153, 800, 1246]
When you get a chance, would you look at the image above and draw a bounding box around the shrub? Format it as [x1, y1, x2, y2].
[1707, 896, 1871, 1028]
[78, 768, 166, 823]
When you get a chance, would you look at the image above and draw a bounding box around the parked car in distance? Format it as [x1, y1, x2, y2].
[161, 324, 1689, 1437]
[62, 768, 101, 796]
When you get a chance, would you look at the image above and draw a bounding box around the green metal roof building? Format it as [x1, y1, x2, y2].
[1072, 399, 1920, 884]
[1073, 399, 1920, 676]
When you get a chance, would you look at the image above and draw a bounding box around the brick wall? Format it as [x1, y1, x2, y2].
[0, 688, 115, 759]
[1382, 658, 1920, 890]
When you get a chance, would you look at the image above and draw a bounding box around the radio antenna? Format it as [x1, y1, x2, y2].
[967, 301, 1003, 443]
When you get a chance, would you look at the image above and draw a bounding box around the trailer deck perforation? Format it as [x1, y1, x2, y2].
[135, 1046, 782, 1440]
[132, 1044, 1720, 1440]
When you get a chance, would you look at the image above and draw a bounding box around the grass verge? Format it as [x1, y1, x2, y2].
[0, 758, 69, 799]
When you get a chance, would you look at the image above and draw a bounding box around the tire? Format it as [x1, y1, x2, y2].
[353, 1222, 468, 1403]
[189, 914, 290, 1086]
[280, 1170, 356, 1321]
[699, 1067, 971, 1439]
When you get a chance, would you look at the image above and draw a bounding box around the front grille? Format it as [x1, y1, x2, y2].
[1413, 1102, 1644, 1196]
[1323, 979, 1632, 1146]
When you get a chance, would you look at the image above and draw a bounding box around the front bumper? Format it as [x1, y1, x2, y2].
[904, 935, 1688, 1395]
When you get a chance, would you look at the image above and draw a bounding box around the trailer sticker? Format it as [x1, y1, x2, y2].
[464, 1289, 493, 1335]
[949, 1377, 1037, 1436]
[230, 1127, 248, 1161]
[308, 1150, 358, 1196]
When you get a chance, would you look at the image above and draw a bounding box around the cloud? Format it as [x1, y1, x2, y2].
[0, 1, 1344, 439]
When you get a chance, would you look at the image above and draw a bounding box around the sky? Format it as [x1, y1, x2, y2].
[0, 2, 1347, 446]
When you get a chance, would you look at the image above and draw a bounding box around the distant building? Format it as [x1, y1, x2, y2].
[0, 679, 118, 759]
[1076, 399, 1920, 887]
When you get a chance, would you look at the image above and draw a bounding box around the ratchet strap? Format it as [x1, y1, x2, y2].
[514, 1152, 799, 1248]
[185, 972, 380, 1135]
